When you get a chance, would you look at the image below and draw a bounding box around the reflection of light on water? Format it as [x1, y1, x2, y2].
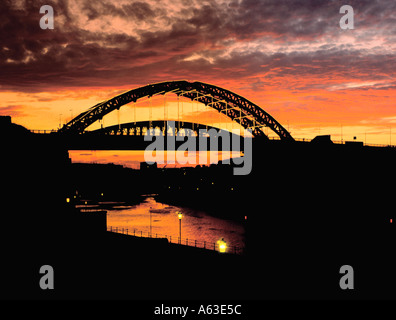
[106, 197, 245, 249]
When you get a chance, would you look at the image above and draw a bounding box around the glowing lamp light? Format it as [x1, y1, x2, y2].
[218, 238, 227, 253]
[66, 198, 70, 203]
[178, 212, 183, 220]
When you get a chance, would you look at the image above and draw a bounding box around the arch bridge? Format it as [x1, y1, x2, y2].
[60, 80, 294, 141]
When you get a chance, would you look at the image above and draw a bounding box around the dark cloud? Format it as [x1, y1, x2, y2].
[0, 0, 394, 92]
[82, 1, 157, 21]
[123, 2, 157, 20]
[231, 0, 396, 40]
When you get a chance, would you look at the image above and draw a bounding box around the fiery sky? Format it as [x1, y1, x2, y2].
[1, 0, 396, 145]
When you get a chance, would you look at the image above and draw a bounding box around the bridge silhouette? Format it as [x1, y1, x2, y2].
[32, 80, 396, 151]
[55, 80, 293, 149]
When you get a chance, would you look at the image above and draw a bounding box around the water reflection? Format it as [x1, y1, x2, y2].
[105, 196, 245, 250]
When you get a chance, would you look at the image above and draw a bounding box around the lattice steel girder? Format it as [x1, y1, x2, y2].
[91, 120, 226, 137]
[59, 80, 293, 141]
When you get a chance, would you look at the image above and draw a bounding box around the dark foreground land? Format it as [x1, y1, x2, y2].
[1, 117, 395, 300]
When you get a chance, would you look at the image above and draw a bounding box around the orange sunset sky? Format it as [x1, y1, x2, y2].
[1, 0, 396, 149]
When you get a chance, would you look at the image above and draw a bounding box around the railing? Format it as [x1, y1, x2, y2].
[107, 226, 244, 255]
[30, 129, 57, 134]
[271, 136, 396, 148]
[80, 208, 105, 213]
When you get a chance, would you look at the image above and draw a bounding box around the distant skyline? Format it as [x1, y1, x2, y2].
[1, 0, 395, 144]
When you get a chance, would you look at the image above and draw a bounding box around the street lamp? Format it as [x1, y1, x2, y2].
[177, 211, 183, 244]
[217, 238, 227, 253]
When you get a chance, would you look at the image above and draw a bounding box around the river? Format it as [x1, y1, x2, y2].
[98, 196, 245, 253]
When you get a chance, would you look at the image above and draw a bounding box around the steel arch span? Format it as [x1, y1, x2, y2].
[59, 80, 294, 140]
